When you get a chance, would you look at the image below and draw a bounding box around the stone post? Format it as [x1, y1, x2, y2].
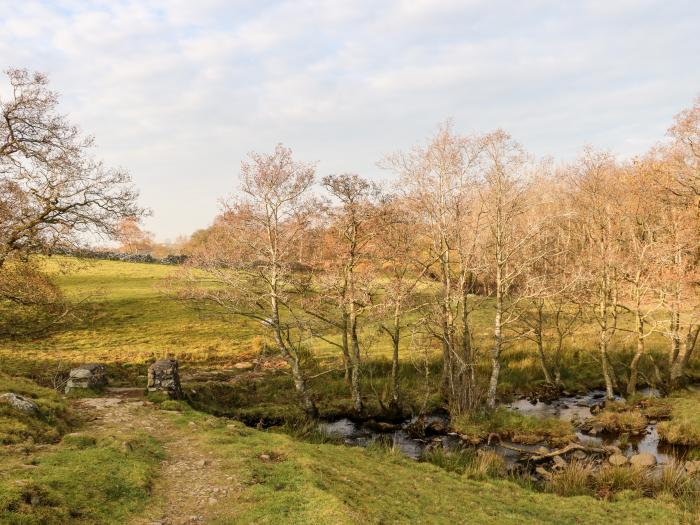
[65, 363, 107, 394]
[147, 359, 182, 398]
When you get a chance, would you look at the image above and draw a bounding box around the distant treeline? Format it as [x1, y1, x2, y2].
[55, 248, 188, 265]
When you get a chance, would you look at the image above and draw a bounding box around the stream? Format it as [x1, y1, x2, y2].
[318, 388, 692, 464]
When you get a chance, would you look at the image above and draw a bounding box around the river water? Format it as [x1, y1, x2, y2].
[318, 388, 691, 463]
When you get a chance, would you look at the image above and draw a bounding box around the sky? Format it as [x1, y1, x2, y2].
[1, 0, 699, 241]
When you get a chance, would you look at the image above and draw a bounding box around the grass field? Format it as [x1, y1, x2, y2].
[2, 258, 700, 523]
[0, 257, 690, 418]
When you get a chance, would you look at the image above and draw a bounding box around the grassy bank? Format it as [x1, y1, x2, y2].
[173, 410, 688, 524]
[0, 427, 162, 524]
[0, 374, 75, 445]
[658, 389, 700, 446]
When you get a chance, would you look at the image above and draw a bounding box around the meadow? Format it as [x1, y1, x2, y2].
[3, 258, 700, 524]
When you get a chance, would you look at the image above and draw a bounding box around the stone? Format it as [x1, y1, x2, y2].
[535, 446, 550, 456]
[233, 361, 254, 370]
[552, 455, 567, 469]
[147, 360, 182, 398]
[608, 454, 628, 466]
[65, 363, 107, 394]
[630, 452, 657, 468]
[572, 450, 588, 461]
[425, 419, 449, 435]
[0, 393, 39, 414]
[685, 460, 700, 475]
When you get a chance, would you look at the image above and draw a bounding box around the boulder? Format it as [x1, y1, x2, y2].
[588, 425, 604, 436]
[425, 419, 449, 435]
[147, 359, 182, 398]
[608, 454, 628, 466]
[630, 452, 657, 468]
[65, 363, 107, 394]
[0, 393, 39, 414]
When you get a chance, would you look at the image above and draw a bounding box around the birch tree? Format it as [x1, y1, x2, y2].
[180, 145, 319, 417]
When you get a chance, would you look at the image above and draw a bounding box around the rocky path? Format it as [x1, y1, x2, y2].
[74, 391, 241, 525]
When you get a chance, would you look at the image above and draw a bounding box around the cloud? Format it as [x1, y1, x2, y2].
[1, 0, 699, 239]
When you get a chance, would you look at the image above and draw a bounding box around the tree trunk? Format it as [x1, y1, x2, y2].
[486, 265, 503, 408]
[627, 312, 644, 397]
[534, 307, 552, 384]
[349, 307, 363, 413]
[390, 303, 401, 406]
[670, 326, 700, 387]
[341, 312, 351, 384]
[290, 356, 318, 418]
[600, 334, 615, 399]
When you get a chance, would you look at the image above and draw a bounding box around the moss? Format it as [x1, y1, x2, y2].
[159, 399, 191, 412]
[0, 432, 163, 524]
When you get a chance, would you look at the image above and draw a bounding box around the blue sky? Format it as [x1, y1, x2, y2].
[2, 0, 699, 240]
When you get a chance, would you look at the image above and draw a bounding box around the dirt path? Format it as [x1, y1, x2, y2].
[74, 391, 241, 525]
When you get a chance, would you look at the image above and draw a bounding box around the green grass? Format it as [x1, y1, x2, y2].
[175, 411, 687, 524]
[0, 431, 163, 524]
[1, 256, 687, 425]
[0, 374, 75, 444]
[658, 389, 700, 446]
[452, 407, 575, 446]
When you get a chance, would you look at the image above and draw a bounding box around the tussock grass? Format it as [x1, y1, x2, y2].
[593, 409, 648, 434]
[658, 391, 700, 446]
[452, 407, 575, 446]
[420, 447, 506, 479]
[546, 459, 700, 514]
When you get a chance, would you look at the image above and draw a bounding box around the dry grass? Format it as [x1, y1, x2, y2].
[658, 391, 700, 446]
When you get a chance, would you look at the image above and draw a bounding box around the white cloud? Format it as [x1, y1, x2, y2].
[1, 0, 698, 239]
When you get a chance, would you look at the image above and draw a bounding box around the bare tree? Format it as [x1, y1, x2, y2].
[567, 149, 626, 400]
[375, 196, 429, 409]
[480, 131, 547, 408]
[315, 173, 381, 413]
[179, 145, 318, 417]
[0, 69, 143, 264]
[0, 68, 143, 338]
[384, 122, 486, 413]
